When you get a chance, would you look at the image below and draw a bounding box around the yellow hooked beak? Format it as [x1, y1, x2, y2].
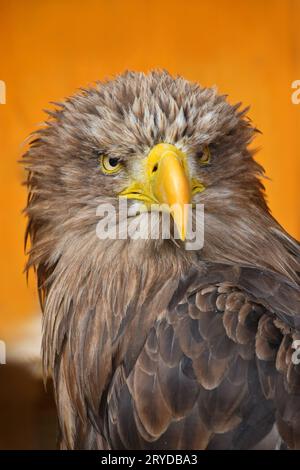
[119, 143, 204, 241]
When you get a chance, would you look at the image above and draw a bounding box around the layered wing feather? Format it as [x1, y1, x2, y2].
[103, 264, 300, 449]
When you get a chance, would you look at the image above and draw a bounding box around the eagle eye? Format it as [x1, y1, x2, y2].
[198, 146, 211, 165]
[100, 155, 123, 174]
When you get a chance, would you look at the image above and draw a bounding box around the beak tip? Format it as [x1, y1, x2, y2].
[179, 230, 186, 242]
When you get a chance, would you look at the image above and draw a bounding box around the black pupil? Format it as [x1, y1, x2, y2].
[109, 158, 119, 167]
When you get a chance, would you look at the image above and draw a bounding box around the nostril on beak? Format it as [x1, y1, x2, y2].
[152, 163, 158, 173]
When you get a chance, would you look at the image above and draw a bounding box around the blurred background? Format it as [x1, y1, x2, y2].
[0, 0, 299, 449]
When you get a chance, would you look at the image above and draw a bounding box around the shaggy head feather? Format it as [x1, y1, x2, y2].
[24, 70, 299, 282]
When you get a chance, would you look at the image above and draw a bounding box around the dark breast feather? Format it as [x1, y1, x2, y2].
[103, 262, 300, 450]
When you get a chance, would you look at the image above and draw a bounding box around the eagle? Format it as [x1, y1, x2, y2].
[23, 71, 300, 450]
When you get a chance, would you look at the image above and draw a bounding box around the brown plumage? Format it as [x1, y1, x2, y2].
[23, 71, 300, 449]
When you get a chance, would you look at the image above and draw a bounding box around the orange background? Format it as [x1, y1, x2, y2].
[0, 0, 299, 341]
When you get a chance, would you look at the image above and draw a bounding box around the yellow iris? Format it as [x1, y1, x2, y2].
[199, 146, 211, 164]
[100, 155, 123, 174]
